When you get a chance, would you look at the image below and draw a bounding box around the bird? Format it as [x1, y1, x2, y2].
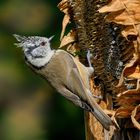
[13, 34, 113, 130]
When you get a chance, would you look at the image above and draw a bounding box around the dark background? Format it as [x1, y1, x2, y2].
[0, 0, 85, 140]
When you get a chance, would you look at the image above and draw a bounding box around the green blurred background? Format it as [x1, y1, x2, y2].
[0, 0, 85, 140]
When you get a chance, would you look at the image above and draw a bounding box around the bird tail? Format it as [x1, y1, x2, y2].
[87, 94, 113, 130]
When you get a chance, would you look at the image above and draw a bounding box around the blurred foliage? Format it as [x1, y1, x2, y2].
[0, 0, 84, 140]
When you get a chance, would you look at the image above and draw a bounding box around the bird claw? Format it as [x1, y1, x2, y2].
[87, 49, 93, 68]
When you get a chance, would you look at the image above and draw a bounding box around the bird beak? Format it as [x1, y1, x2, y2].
[48, 35, 55, 42]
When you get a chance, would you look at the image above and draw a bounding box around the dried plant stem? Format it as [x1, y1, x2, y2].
[84, 104, 113, 140]
[84, 111, 104, 140]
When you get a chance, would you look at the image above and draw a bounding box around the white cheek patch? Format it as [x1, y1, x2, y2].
[31, 47, 46, 57]
[28, 50, 55, 67]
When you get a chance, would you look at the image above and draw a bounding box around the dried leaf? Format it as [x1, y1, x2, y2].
[66, 44, 78, 55]
[116, 79, 140, 119]
[117, 56, 139, 87]
[115, 106, 134, 118]
[133, 39, 140, 56]
[127, 66, 140, 79]
[131, 104, 140, 130]
[106, 9, 140, 25]
[104, 109, 115, 116]
[57, 0, 69, 14]
[60, 14, 70, 40]
[117, 96, 139, 106]
[117, 79, 140, 98]
[59, 30, 76, 48]
[99, 0, 140, 12]
[99, 0, 126, 13]
[58, 0, 71, 40]
[121, 26, 138, 39]
[99, 0, 140, 25]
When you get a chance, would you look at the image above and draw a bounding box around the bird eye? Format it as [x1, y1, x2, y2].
[41, 41, 46, 46]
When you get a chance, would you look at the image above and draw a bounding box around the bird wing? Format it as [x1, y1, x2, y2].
[70, 66, 113, 130]
[63, 53, 90, 100]
[67, 56, 113, 130]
